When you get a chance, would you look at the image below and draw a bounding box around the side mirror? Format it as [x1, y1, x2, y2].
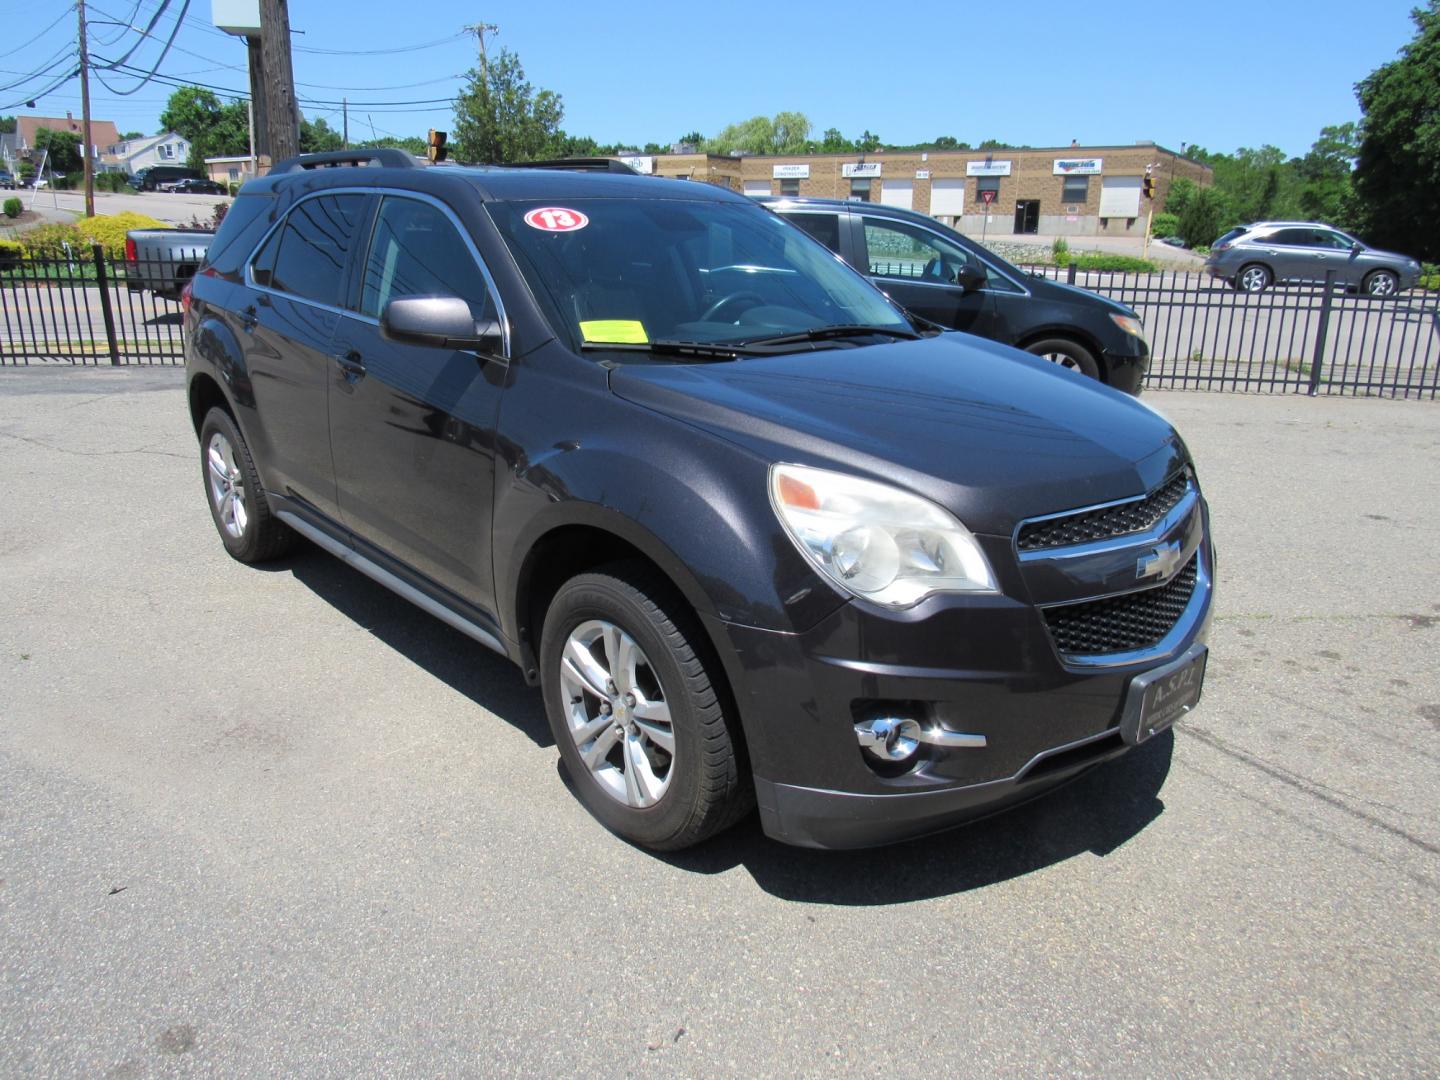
[381, 296, 503, 353]
[1350, 241, 1363, 254]
[955, 265, 987, 293]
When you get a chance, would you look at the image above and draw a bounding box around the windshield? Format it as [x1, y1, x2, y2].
[488, 197, 912, 350]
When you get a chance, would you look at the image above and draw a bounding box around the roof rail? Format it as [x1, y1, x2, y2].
[509, 157, 640, 174]
[269, 148, 423, 174]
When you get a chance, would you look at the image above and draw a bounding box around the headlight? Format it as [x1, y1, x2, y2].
[769, 464, 998, 608]
[1110, 313, 1146, 339]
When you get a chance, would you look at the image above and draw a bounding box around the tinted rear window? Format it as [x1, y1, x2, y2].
[203, 193, 276, 279]
[267, 194, 370, 307]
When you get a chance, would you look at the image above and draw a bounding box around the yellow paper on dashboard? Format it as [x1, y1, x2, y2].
[579, 319, 649, 344]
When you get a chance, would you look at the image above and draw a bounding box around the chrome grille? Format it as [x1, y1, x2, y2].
[1042, 554, 1198, 656]
[1018, 471, 1191, 552]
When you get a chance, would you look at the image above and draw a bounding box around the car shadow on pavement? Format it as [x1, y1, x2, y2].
[661, 733, 1173, 905]
[269, 546, 555, 749]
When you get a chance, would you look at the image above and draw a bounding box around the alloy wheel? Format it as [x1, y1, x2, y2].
[1239, 266, 1271, 292]
[558, 619, 676, 808]
[206, 431, 248, 539]
[1367, 272, 1397, 297]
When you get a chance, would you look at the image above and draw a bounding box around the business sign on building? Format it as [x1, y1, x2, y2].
[842, 162, 883, 177]
[966, 160, 1012, 176]
[620, 155, 654, 175]
[772, 163, 810, 179]
[914, 169, 930, 179]
[1053, 158, 1103, 175]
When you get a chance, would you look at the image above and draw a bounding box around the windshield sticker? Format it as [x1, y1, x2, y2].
[524, 207, 589, 232]
[579, 319, 648, 345]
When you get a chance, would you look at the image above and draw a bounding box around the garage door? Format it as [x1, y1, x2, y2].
[743, 181, 770, 198]
[879, 180, 913, 210]
[1099, 176, 1143, 219]
[930, 179, 965, 217]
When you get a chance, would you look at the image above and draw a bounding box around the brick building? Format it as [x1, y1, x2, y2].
[629, 142, 1210, 237]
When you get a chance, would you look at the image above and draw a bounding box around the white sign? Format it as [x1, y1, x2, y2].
[966, 160, 1012, 176]
[842, 162, 882, 178]
[1053, 158, 1103, 175]
[620, 155, 654, 175]
[914, 169, 930, 179]
[772, 163, 809, 179]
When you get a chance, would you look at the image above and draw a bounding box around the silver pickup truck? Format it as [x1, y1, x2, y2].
[124, 228, 215, 299]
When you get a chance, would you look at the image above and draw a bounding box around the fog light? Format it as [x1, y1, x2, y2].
[854, 716, 922, 762]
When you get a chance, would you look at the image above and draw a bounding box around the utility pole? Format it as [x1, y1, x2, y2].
[77, 0, 95, 217]
[463, 22, 498, 160]
[245, 35, 269, 172]
[343, 98, 348, 149]
[464, 22, 499, 82]
[259, 0, 300, 162]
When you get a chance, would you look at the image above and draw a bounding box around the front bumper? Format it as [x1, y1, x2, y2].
[709, 515, 1214, 850]
[1102, 341, 1150, 395]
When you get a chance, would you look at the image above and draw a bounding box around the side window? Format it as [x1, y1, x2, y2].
[1061, 176, 1089, 204]
[861, 216, 976, 285]
[360, 196, 496, 321]
[783, 212, 841, 252]
[1266, 228, 1312, 246]
[1316, 230, 1353, 249]
[266, 193, 370, 307]
[778, 178, 801, 197]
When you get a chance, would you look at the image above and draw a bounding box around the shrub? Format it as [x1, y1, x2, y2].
[95, 172, 129, 193]
[1051, 236, 1071, 265]
[1178, 187, 1231, 248]
[75, 211, 168, 258]
[0, 238, 23, 270]
[3, 197, 20, 219]
[212, 202, 228, 229]
[1071, 254, 1157, 273]
[18, 223, 84, 260]
[1151, 211, 1179, 238]
[1420, 273, 1440, 292]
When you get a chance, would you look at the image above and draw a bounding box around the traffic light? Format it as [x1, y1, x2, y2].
[1143, 167, 1156, 200]
[427, 129, 448, 164]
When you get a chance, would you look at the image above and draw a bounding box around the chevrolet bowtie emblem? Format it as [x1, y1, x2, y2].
[1137, 540, 1183, 581]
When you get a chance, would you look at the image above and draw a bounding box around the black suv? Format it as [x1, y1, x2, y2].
[762, 196, 1150, 394]
[185, 150, 1212, 851]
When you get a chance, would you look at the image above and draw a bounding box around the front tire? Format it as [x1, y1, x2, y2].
[1364, 269, 1399, 297]
[198, 407, 296, 563]
[539, 563, 749, 850]
[1025, 337, 1101, 381]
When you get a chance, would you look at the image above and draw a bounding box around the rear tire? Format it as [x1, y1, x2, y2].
[1025, 337, 1101, 381]
[1235, 263, 1272, 293]
[540, 562, 750, 850]
[198, 407, 297, 563]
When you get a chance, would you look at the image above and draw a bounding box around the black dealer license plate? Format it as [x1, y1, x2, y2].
[1120, 645, 1207, 745]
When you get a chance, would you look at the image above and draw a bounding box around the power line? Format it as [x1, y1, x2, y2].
[293, 34, 458, 56]
[0, 8, 75, 61]
[92, 0, 191, 95]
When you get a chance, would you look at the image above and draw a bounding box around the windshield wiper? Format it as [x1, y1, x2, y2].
[579, 339, 759, 360]
[738, 324, 922, 348]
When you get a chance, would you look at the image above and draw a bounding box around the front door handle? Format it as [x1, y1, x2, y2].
[332, 349, 366, 381]
[240, 305, 257, 332]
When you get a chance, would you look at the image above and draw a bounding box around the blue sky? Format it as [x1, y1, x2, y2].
[1, 0, 1421, 157]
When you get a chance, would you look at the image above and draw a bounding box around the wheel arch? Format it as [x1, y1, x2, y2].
[1015, 327, 1108, 383]
[188, 369, 232, 433]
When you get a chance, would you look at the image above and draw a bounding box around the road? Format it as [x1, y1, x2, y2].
[18, 186, 232, 229]
[1, 371, 1438, 1077]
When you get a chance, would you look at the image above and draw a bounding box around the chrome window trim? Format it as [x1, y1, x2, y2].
[1016, 487, 1199, 563]
[244, 186, 511, 358]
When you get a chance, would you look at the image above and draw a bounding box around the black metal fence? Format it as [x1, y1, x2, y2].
[1022, 264, 1440, 398]
[3, 246, 1438, 398]
[0, 244, 192, 366]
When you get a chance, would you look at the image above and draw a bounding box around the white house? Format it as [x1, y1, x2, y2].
[101, 132, 192, 175]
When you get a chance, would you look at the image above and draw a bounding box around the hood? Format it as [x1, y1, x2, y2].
[1028, 273, 1137, 317]
[610, 334, 1186, 536]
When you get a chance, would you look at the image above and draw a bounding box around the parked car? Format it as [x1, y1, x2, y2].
[125, 227, 215, 298]
[0, 170, 15, 190]
[132, 166, 202, 192]
[171, 178, 228, 196]
[185, 149, 1213, 851]
[1204, 222, 1422, 296]
[761, 196, 1150, 394]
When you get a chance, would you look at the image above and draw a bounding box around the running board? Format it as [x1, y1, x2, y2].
[276, 510, 508, 658]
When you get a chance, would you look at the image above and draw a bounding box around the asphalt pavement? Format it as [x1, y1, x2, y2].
[1, 369, 1437, 1077]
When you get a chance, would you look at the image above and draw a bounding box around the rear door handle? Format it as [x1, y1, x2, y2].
[240, 305, 257, 331]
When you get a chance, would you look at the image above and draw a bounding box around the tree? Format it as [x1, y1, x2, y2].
[704, 112, 812, 155]
[452, 47, 564, 163]
[678, 130, 704, 147]
[817, 127, 852, 153]
[977, 139, 1014, 150]
[0, 115, 15, 134]
[359, 135, 427, 156]
[121, 130, 144, 140]
[300, 116, 343, 153]
[855, 129, 881, 153]
[1353, 1, 1440, 259]
[34, 129, 82, 174]
[1296, 123, 1359, 230]
[159, 86, 248, 170]
[1177, 185, 1230, 248]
